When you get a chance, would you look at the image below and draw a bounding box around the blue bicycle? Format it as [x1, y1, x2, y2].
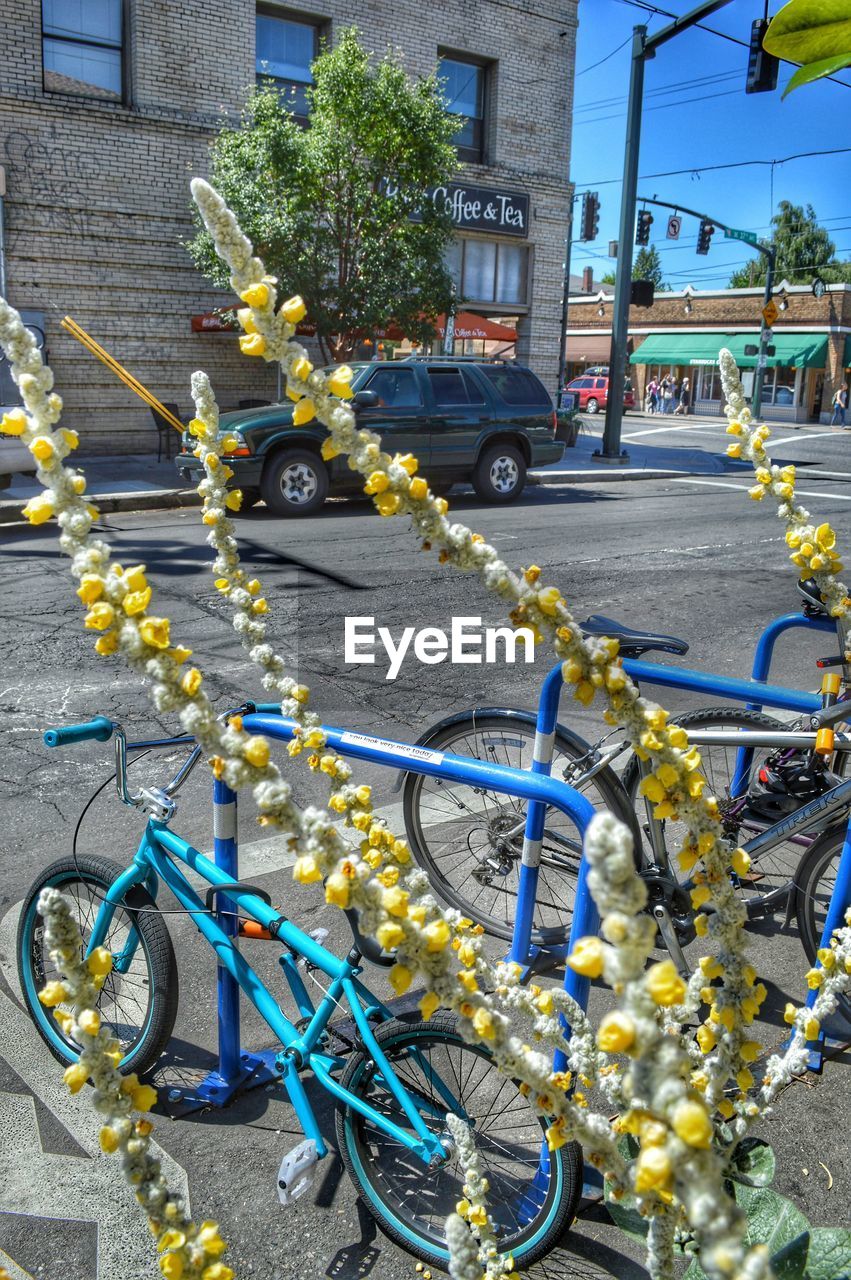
[17, 706, 598, 1270]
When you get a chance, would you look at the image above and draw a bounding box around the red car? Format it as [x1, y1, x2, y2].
[563, 374, 635, 414]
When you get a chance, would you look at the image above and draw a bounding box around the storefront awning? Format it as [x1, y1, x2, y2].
[566, 334, 612, 363]
[843, 335, 851, 368]
[630, 332, 827, 369]
[377, 312, 517, 342]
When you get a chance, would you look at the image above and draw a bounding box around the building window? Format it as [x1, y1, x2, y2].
[439, 55, 486, 164]
[256, 8, 319, 124]
[446, 238, 529, 307]
[760, 365, 800, 406]
[42, 0, 125, 101]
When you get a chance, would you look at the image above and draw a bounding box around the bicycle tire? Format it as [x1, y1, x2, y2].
[795, 826, 851, 1023]
[402, 713, 640, 945]
[17, 854, 178, 1077]
[335, 1011, 581, 1271]
[623, 706, 811, 912]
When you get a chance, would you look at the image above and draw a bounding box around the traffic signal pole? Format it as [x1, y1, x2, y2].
[752, 245, 777, 417]
[556, 200, 575, 402]
[596, 0, 734, 463]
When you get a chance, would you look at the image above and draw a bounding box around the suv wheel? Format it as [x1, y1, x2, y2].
[261, 449, 329, 517]
[585, 397, 599, 414]
[473, 444, 526, 504]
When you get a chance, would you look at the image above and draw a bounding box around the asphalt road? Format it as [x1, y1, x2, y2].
[1, 417, 850, 1280]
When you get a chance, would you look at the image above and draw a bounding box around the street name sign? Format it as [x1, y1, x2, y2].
[724, 227, 759, 245]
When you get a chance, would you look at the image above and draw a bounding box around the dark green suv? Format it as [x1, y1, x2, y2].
[175, 357, 563, 517]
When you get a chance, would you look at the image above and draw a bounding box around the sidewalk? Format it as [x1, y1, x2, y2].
[0, 452, 197, 524]
[531, 415, 736, 485]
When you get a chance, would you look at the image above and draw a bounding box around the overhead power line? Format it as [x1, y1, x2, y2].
[574, 146, 851, 191]
[576, 34, 633, 76]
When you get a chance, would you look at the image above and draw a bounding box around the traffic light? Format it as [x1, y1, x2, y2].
[746, 19, 779, 94]
[579, 191, 600, 242]
[696, 219, 715, 255]
[631, 279, 654, 308]
[636, 210, 653, 246]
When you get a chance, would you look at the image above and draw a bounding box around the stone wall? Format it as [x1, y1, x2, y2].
[0, 0, 576, 451]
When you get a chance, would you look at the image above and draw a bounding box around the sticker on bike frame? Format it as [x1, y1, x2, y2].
[340, 732, 445, 766]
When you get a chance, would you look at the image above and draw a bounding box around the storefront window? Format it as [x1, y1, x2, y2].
[760, 366, 799, 406]
[438, 55, 486, 163]
[463, 241, 497, 303]
[256, 8, 318, 123]
[447, 240, 530, 307]
[42, 0, 124, 101]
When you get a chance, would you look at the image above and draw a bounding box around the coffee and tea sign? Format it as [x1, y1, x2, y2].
[383, 180, 529, 238]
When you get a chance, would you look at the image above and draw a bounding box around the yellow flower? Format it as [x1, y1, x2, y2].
[376, 922, 404, 950]
[364, 471, 389, 495]
[292, 355, 313, 381]
[536, 989, 555, 1015]
[690, 885, 711, 909]
[0, 407, 27, 435]
[63, 1061, 90, 1094]
[671, 1099, 712, 1149]
[94, 631, 119, 656]
[597, 1011, 636, 1054]
[646, 959, 686, 1007]
[472, 1007, 496, 1039]
[726, 442, 742, 458]
[458, 969, 478, 993]
[748, 485, 766, 501]
[158, 1229, 187, 1252]
[566, 936, 605, 978]
[409, 477, 428, 501]
[132, 1083, 158, 1112]
[241, 737, 268, 762]
[324, 872, 350, 908]
[78, 1009, 100, 1036]
[419, 992, 440, 1021]
[736, 1068, 754, 1092]
[253, 597, 268, 614]
[123, 565, 147, 592]
[30, 436, 55, 463]
[139, 617, 171, 649]
[817, 946, 836, 970]
[389, 963, 412, 995]
[806, 967, 824, 990]
[181, 667, 203, 696]
[123, 587, 152, 616]
[202, 1266, 235, 1280]
[634, 1145, 672, 1193]
[99, 1125, 121, 1154]
[38, 980, 69, 1007]
[805, 1017, 820, 1041]
[292, 398, 316, 426]
[239, 333, 266, 356]
[731, 847, 751, 877]
[87, 947, 113, 977]
[423, 920, 450, 952]
[726, 421, 743, 435]
[321, 438, 340, 460]
[225, 490, 243, 512]
[327, 365, 354, 398]
[375, 492, 401, 517]
[236, 308, 256, 333]
[434, 497, 449, 516]
[696, 1025, 716, 1054]
[220, 435, 239, 454]
[23, 495, 55, 525]
[740, 1040, 761, 1063]
[281, 295, 307, 324]
[84, 601, 115, 631]
[159, 1253, 184, 1279]
[197, 1222, 227, 1258]
[716, 1097, 735, 1119]
[293, 855, 322, 884]
[240, 282, 270, 308]
[537, 586, 562, 615]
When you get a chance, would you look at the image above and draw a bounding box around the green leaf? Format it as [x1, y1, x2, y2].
[683, 1257, 710, 1280]
[772, 1231, 811, 1280]
[603, 1192, 649, 1245]
[729, 1137, 777, 1188]
[764, 0, 851, 65]
[782, 51, 851, 95]
[804, 1226, 851, 1280]
[734, 1185, 810, 1258]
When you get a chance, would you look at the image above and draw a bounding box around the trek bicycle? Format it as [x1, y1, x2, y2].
[401, 581, 851, 993]
[18, 705, 599, 1271]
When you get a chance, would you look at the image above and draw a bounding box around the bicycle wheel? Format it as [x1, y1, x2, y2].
[402, 713, 640, 945]
[795, 826, 851, 1022]
[336, 1012, 580, 1271]
[17, 854, 178, 1076]
[623, 706, 813, 913]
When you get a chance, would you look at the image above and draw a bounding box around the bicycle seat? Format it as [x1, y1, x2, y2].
[579, 614, 690, 658]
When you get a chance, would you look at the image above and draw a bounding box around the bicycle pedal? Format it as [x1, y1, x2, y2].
[277, 1138, 318, 1207]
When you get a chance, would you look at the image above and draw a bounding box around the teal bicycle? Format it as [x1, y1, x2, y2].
[17, 706, 593, 1271]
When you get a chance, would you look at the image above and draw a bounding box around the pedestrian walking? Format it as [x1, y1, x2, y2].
[646, 378, 658, 414]
[831, 384, 848, 427]
[661, 375, 675, 414]
[675, 376, 691, 416]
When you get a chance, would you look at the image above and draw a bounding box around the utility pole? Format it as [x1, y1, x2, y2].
[596, 0, 734, 463]
[752, 246, 777, 416]
[556, 200, 575, 402]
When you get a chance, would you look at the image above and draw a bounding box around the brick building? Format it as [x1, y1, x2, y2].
[564, 279, 851, 423]
[0, 0, 576, 451]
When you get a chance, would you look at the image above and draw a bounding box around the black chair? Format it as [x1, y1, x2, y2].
[150, 402, 181, 463]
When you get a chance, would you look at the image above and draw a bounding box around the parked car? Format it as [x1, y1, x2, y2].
[0, 407, 37, 491]
[176, 358, 564, 516]
[562, 374, 635, 415]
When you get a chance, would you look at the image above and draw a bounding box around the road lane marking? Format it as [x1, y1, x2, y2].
[769, 430, 839, 448]
[671, 478, 851, 502]
[621, 423, 721, 440]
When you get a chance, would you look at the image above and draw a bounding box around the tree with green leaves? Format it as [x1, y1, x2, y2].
[188, 27, 458, 361]
[600, 245, 667, 289]
[728, 200, 851, 288]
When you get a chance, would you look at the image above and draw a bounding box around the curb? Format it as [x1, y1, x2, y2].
[529, 467, 695, 485]
[0, 487, 201, 526]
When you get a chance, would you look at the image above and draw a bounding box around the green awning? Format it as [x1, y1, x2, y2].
[630, 332, 827, 369]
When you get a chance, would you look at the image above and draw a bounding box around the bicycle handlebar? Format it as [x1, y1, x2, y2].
[44, 716, 114, 748]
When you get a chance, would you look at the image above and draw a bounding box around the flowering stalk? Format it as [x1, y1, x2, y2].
[37, 888, 233, 1280]
[444, 1112, 516, 1279]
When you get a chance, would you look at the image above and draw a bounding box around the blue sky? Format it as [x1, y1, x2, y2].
[571, 0, 851, 289]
